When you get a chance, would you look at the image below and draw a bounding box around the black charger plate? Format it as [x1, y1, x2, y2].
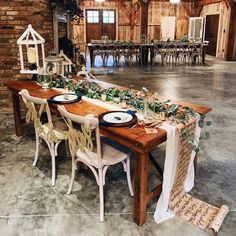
[99, 111, 137, 127]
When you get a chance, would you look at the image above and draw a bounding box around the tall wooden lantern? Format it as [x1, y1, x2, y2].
[17, 24, 46, 74]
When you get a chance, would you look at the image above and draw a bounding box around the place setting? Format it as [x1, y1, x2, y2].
[48, 93, 82, 104]
[99, 110, 137, 127]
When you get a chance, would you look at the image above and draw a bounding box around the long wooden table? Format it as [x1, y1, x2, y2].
[5, 79, 211, 225]
[87, 41, 208, 67]
[87, 43, 150, 66]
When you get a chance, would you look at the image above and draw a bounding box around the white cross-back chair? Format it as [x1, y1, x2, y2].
[57, 105, 134, 222]
[19, 89, 66, 186]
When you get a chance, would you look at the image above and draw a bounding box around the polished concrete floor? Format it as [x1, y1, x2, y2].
[0, 56, 236, 235]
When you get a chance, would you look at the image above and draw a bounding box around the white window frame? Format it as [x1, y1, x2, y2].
[188, 17, 205, 41]
[103, 10, 115, 24]
[87, 10, 99, 23]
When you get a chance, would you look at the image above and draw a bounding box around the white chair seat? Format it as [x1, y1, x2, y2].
[40, 118, 67, 140]
[76, 137, 130, 168]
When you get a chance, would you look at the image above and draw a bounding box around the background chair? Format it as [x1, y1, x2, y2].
[152, 43, 165, 65]
[91, 41, 106, 66]
[104, 43, 119, 66]
[124, 43, 142, 66]
[58, 105, 133, 222]
[19, 89, 66, 186]
[190, 43, 203, 64]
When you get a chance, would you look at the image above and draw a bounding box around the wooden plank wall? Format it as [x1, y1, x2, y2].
[72, 1, 141, 44]
[72, 0, 234, 60]
[200, 2, 231, 59]
[148, 1, 192, 40]
[72, 0, 192, 45]
[228, 2, 236, 60]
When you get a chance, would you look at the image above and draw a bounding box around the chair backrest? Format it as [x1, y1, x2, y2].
[57, 105, 102, 167]
[19, 89, 56, 143]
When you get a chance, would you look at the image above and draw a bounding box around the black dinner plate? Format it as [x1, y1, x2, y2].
[99, 111, 137, 127]
[48, 93, 82, 104]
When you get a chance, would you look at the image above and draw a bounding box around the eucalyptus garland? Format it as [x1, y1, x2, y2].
[50, 76, 211, 153]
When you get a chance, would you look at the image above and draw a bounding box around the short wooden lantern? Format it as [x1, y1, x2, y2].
[58, 50, 73, 74]
[17, 24, 46, 74]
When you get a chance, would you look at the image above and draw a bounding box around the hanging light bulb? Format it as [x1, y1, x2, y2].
[170, 0, 180, 3]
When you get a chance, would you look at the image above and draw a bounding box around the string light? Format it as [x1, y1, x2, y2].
[170, 0, 180, 4]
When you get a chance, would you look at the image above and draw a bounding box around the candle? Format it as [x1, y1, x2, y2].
[27, 47, 37, 64]
[101, 94, 106, 101]
[121, 101, 127, 109]
[159, 112, 166, 121]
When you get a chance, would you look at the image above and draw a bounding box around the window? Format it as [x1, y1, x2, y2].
[87, 10, 99, 23]
[103, 11, 114, 23]
[188, 17, 205, 41]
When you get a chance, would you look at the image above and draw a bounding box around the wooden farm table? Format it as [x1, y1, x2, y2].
[87, 42, 151, 66]
[5, 79, 211, 226]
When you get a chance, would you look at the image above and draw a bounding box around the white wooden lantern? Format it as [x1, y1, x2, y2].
[58, 50, 73, 75]
[17, 24, 45, 74]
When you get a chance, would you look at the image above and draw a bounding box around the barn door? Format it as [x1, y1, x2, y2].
[86, 10, 101, 43]
[86, 9, 116, 43]
[102, 10, 116, 40]
[188, 17, 205, 41]
[205, 14, 219, 56]
[161, 17, 176, 41]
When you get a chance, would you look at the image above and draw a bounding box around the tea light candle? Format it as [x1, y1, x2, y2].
[27, 47, 37, 64]
[101, 94, 106, 101]
[121, 101, 127, 109]
[159, 112, 166, 121]
[114, 97, 119, 103]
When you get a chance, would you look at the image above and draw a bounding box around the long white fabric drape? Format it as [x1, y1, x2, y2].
[154, 115, 201, 223]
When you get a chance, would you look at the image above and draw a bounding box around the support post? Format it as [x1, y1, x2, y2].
[138, 0, 150, 37]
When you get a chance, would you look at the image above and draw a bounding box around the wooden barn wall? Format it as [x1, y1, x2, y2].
[200, 2, 231, 59]
[73, 0, 192, 44]
[233, 8, 236, 60]
[229, 3, 236, 60]
[148, 2, 191, 40]
[74, 1, 141, 44]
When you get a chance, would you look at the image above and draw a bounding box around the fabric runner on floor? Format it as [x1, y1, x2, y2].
[154, 118, 229, 234]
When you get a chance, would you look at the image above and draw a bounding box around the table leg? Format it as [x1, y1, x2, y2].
[141, 46, 148, 66]
[202, 46, 206, 64]
[133, 152, 148, 225]
[194, 154, 198, 173]
[89, 47, 94, 67]
[12, 93, 23, 136]
[150, 46, 154, 65]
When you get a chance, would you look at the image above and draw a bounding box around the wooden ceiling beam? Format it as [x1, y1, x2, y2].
[225, 0, 233, 8]
[120, 1, 132, 19]
[181, 2, 196, 16]
[198, 0, 233, 8]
